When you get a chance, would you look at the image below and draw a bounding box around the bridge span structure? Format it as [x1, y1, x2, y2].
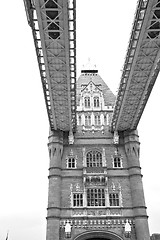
[23, 0, 160, 133]
[23, 1, 160, 240]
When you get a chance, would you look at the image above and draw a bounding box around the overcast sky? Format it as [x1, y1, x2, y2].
[0, 0, 160, 239]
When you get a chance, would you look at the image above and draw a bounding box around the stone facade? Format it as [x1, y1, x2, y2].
[46, 67, 150, 240]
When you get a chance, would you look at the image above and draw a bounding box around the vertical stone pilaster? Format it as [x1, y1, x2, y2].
[82, 148, 86, 167]
[105, 187, 110, 207]
[91, 112, 94, 125]
[83, 188, 87, 207]
[102, 148, 106, 167]
[124, 130, 150, 240]
[46, 130, 63, 240]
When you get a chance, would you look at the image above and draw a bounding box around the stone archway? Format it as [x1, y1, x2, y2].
[74, 230, 124, 240]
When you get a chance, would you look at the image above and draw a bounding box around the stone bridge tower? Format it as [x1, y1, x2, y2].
[47, 65, 150, 240]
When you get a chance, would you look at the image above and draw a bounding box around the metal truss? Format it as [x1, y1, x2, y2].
[24, 0, 76, 132]
[111, 0, 160, 131]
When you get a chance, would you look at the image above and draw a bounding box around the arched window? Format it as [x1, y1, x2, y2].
[85, 115, 91, 126]
[78, 115, 82, 125]
[94, 96, 100, 107]
[84, 97, 90, 108]
[86, 150, 102, 167]
[94, 115, 101, 125]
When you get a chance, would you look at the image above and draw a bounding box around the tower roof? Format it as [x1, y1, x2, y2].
[77, 69, 116, 106]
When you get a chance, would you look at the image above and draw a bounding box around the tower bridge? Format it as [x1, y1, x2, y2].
[24, 0, 160, 133]
[111, 0, 160, 131]
[24, 0, 76, 132]
[23, 1, 160, 240]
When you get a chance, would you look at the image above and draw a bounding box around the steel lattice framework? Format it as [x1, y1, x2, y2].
[111, 0, 160, 131]
[24, 0, 76, 132]
[24, 0, 160, 133]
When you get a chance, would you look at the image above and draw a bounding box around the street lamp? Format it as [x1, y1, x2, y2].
[65, 220, 72, 238]
[124, 219, 131, 238]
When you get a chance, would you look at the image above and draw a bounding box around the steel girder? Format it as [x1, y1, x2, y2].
[24, 0, 76, 132]
[111, 0, 160, 131]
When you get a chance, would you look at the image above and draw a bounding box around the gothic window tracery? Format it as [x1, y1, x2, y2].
[87, 188, 105, 207]
[114, 156, 122, 168]
[94, 115, 101, 125]
[84, 96, 90, 108]
[66, 150, 77, 169]
[71, 183, 84, 208]
[67, 157, 76, 168]
[109, 193, 120, 206]
[73, 193, 83, 207]
[94, 96, 100, 107]
[85, 115, 91, 126]
[70, 182, 122, 209]
[112, 151, 123, 168]
[85, 176, 106, 186]
[86, 150, 102, 167]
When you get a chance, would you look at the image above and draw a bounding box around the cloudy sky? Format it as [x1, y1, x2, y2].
[0, 0, 160, 239]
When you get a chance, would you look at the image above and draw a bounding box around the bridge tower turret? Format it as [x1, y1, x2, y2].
[47, 130, 63, 240]
[124, 130, 150, 240]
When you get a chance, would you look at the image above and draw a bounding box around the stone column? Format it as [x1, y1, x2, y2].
[124, 130, 150, 240]
[46, 130, 63, 240]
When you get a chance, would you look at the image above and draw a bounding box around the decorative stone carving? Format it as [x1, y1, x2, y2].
[70, 183, 83, 193]
[60, 218, 133, 229]
[68, 131, 74, 144]
[70, 149, 74, 156]
[75, 183, 81, 192]
[85, 176, 107, 186]
[72, 209, 84, 216]
[111, 182, 116, 191]
[113, 131, 119, 144]
[71, 208, 122, 217]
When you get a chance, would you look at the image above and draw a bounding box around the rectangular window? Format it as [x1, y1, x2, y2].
[109, 193, 119, 206]
[114, 157, 121, 168]
[86, 151, 102, 167]
[87, 188, 105, 207]
[67, 157, 75, 168]
[73, 193, 83, 207]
